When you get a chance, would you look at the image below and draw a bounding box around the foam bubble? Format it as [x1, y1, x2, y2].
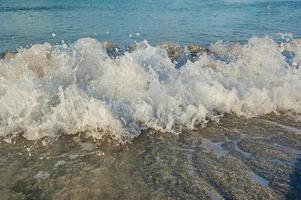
[0, 36, 300, 143]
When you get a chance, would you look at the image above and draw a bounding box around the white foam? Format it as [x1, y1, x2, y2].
[0, 36, 300, 143]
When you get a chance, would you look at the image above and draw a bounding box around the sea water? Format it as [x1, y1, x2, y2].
[1, 1, 301, 199]
[1, 0, 301, 52]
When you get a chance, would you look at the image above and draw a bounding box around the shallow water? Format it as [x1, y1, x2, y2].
[1, 0, 301, 52]
[1, 115, 300, 199]
[0, 36, 300, 199]
[1, 1, 301, 199]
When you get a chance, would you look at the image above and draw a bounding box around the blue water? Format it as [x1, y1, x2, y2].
[0, 0, 301, 52]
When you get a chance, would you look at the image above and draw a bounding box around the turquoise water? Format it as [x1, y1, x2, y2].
[1, 0, 301, 52]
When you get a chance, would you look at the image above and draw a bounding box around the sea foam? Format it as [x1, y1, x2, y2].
[0, 36, 300, 143]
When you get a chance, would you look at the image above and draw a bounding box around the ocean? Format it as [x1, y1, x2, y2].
[1, 0, 301, 52]
[0, 0, 301, 199]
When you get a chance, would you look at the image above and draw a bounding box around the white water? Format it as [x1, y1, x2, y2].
[0, 36, 300, 143]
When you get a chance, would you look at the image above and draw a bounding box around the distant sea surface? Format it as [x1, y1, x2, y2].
[1, 0, 301, 52]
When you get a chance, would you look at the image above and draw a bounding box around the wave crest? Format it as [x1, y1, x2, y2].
[0, 36, 300, 143]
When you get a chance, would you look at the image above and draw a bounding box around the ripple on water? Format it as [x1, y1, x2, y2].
[201, 139, 229, 158]
[34, 170, 50, 180]
[250, 172, 270, 187]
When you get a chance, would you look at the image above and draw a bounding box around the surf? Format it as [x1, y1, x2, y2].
[0, 36, 300, 143]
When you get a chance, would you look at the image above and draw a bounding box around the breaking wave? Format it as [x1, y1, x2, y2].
[0, 35, 300, 143]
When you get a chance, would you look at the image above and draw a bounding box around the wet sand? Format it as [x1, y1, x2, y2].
[0, 114, 300, 200]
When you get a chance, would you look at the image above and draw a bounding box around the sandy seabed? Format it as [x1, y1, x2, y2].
[0, 114, 300, 200]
